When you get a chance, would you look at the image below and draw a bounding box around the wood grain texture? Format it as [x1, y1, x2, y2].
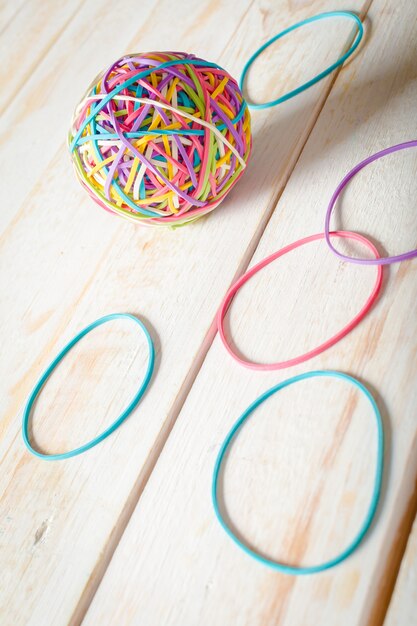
[0, 1, 32, 39]
[0, 0, 156, 232]
[82, 0, 417, 625]
[0, 1, 375, 625]
[0, 0, 85, 115]
[384, 514, 417, 626]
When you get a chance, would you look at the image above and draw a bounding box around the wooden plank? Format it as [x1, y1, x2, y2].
[0, 0, 85, 115]
[0, 1, 371, 624]
[0, 0, 156, 233]
[384, 514, 417, 626]
[0, 0, 26, 35]
[82, 1, 417, 625]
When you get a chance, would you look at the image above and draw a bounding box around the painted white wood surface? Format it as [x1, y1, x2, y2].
[0, 0, 84, 115]
[0, 1, 378, 625]
[83, 1, 417, 625]
[1, 0, 157, 231]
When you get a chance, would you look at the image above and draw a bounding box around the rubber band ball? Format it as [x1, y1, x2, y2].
[69, 52, 252, 227]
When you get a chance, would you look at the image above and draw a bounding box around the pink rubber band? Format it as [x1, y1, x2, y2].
[217, 231, 383, 370]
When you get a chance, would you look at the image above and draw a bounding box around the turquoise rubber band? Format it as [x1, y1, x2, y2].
[240, 11, 364, 109]
[70, 58, 247, 218]
[77, 129, 207, 145]
[22, 313, 155, 461]
[70, 59, 247, 152]
[212, 370, 384, 575]
[88, 98, 161, 218]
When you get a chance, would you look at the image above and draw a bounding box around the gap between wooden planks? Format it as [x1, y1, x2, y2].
[384, 511, 417, 626]
[81, 0, 417, 625]
[2, 3, 378, 623]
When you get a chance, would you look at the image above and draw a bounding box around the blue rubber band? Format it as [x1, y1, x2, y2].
[88, 97, 161, 218]
[22, 313, 155, 461]
[212, 370, 384, 575]
[69, 59, 247, 152]
[240, 11, 364, 109]
[69, 58, 247, 217]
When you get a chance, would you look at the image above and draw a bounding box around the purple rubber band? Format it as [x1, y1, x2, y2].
[325, 140, 417, 265]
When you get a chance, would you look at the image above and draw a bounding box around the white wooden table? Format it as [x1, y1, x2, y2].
[1, 1, 416, 624]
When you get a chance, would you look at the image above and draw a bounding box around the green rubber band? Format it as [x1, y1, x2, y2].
[69, 58, 247, 152]
[240, 11, 364, 109]
[212, 370, 384, 574]
[22, 313, 155, 461]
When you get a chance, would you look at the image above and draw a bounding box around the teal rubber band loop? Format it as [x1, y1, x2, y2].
[69, 59, 247, 152]
[88, 97, 161, 218]
[70, 58, 247, 217]
[212, 370, 384, 575]
[22, 313, 155, 461]
[240, 11, 364, 109]
[77, 129, 207, 145]
[75, 121, 247, 144]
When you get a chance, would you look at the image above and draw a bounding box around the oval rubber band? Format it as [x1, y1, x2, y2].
[325, 140, 417, 265]
[240, 11, 363, 109]
[217, 231, 382, 370]
[212, 369, 384, 575]
[22, 313, 155, 461]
